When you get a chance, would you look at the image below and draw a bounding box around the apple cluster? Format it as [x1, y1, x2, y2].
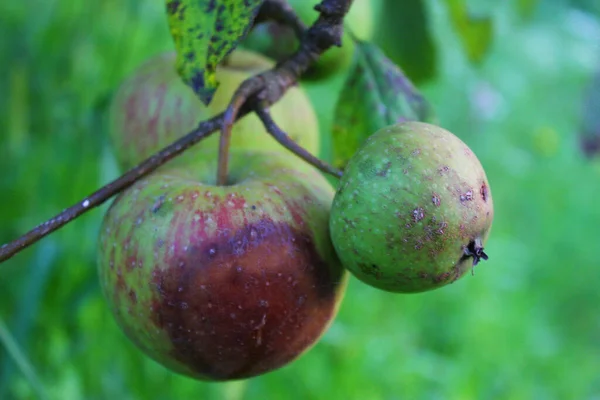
[98, 25, 494, 381]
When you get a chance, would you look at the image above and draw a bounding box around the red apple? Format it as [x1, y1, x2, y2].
[97, 150, 348, 380]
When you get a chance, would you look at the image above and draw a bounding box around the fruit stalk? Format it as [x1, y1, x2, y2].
[255, 106, 343, 178]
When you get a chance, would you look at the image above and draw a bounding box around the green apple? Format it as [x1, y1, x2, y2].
[242, 0, 376, 79]
[97, 150, 348, 381]
[108, 49, 321, 171]
[330, 121, 494, 293]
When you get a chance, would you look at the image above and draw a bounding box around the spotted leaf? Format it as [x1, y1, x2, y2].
[166, 0, 265, 105]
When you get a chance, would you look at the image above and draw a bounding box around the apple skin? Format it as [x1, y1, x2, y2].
[242, 0, 375, 79]
[97, 151, 348, 381]
[108, 49, 321, 171]
[329, 121, 494, 293]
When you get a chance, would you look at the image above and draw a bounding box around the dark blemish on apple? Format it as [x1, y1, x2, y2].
[148, 219, 342, 381]
[147, 84, 167, 141]
[342, 218, 357, 229]
[114, 269, 127, 305]
[438, 166, 450, 175]
[460, 190, 474, 202]
[357, 263, 381, 279]
[432, 194, 441, 207]
[376, 161, 392, 177]
[151, 195, 166, 213]
[251, 205, 256, 210]
[125, 254, 138, 272]
[480, 182, 488, 202]
[437, 222, 447, 235]
[413, 207, 425, 223]
[128, 289, 138, 304]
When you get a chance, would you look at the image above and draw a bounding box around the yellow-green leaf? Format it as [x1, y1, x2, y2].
[166, 0, 265, 105]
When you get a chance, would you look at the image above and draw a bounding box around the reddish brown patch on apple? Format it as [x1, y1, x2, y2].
[438, 165, 450, 175]
[114, 269, 127, 308]
[149, 219, 341, 381]
[480, 182, 489, 202]
[128, 289, 138, 305]
[147, 83, 167, 144]
[125, 255, 137, 272]
[109, 247, 116, 270]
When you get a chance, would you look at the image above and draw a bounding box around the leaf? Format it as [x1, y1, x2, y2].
[331, 40, 437, 169]
[371, 0, 437, 83]
[165, 0, 265, 105]
[444, 0, 493, 64]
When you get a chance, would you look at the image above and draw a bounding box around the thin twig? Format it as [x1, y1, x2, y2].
[255, 106, 343, 178]
[217, 78, 264, 186]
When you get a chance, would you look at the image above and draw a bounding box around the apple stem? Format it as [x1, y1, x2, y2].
[0, 0, 356, 265]
[255, 106, 343, 178]
[217, 76, 265, 186]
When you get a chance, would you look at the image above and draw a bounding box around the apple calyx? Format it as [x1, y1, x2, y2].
[462, 238, 489, 267]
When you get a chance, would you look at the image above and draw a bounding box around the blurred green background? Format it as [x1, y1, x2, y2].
[1, 0, 600, 399]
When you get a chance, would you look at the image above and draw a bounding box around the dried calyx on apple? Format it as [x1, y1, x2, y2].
[97, 150, 348, 381]
[329, 121, 494, 293]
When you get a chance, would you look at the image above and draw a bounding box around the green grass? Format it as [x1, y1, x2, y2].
[1, 1, 600, 399]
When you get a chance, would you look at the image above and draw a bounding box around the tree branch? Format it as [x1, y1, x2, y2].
[0, 0, 354, 264]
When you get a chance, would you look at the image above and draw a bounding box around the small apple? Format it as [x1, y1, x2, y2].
[330, 121, 494, 293]
[108, 49, 321, 171]
[97, 150, 348, 381]
[242, 0, 376, 79]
